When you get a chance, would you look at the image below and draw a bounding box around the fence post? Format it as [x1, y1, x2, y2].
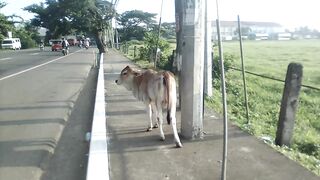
[134, 46, 137, 58]
[126, 42, 129, 54]
[275, 63, 303, 147]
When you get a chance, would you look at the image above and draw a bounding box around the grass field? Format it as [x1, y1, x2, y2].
[222, 40, 320, 88]
[208, 40, 320, 175]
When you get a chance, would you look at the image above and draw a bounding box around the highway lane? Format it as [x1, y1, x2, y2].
[0, 47, 80, 79]
[0, 47, 97, 180]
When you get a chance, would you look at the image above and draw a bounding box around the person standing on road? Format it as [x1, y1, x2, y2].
[84, 38, 90, 49]
[61, 38, 70, 55]
[61, 38, 69, 49]
[39, 41, 44, 51]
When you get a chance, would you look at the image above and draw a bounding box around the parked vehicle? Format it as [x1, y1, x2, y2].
[50, 40, 62, 51]
[1, 38, 21, 50]
[67, 38, 78, 46]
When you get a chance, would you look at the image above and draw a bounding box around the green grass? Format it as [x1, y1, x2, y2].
[222, 40, 320, 88]
[209, 39, 320, 176]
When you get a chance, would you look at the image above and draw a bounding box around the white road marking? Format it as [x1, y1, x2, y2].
[30, 53, 40, 55]
[0, 57, 12, 61]
[0, 50, 82, 81]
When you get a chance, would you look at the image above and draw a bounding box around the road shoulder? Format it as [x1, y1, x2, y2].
[41, 67, 98, 180]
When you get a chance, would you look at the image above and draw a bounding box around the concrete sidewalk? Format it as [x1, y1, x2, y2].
[104, 50, 319, 180]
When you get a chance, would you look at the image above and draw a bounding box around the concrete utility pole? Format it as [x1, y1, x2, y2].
[115, 29, 119, 49]
[109, 27, 114, 48]
[180, 0, 205, 139]
[204, 0, 213, 97]
[175, 0, 183, 108]
[114, 19, 119, 49]
[110, 18, 116, 48]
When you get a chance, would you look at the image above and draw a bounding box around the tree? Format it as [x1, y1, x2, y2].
[295, 26, 312, 35]
[14, 24, 37, 49]
[234, 27, 252, 36]
[117, 10, 157, 41]
[0, 1, 5, 8]
[0, 1, 14, 41]
[25, 1, 74, 39]
[67, 0, 115, 53]
[0, 1, 38, 48]
[161, 22, 176, 39]
[25, 0, 115, 53]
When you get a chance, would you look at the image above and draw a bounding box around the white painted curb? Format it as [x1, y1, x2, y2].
[86, 53, 109, 180]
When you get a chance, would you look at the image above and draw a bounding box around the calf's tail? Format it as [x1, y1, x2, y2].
[163, 72, 174, 125]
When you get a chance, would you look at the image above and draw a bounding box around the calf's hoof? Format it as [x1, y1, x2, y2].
[176, 142, 183, 148]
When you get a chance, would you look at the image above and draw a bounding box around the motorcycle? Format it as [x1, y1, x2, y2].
[62, 47, 69, 56]
[39, 44, 44, 51]
[84, 40, 89, 49]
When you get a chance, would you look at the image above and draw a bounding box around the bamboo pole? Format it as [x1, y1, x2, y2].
[216, 0, 228, 179]
[237, 15, 250, 124]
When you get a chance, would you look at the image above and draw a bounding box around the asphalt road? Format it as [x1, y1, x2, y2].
[0, 47, 97, 180]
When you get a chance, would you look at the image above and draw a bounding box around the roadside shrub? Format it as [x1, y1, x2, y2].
[295, 142, 320, 159]
[127, 39, 143, 45]
[21, 36, 37, 49]
[14, 28, 37, 49]
[212, 53, 236, 88]
[138, 46, 149, 61]
[139, 31, 171, 66]
[157, 52, 174, 71]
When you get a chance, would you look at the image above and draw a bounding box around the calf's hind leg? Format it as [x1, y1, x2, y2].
[151, 103, 159, 128]
[146, 103, 159, 131]
[170, 115, 183, 148]
[156, 102, 165, 141]
[146, 104, 153, 131]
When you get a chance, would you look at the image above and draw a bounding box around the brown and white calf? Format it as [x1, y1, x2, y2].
[115, 66, 182, 148]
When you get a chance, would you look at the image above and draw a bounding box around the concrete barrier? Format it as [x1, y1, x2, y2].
[86, 53, 109, 180]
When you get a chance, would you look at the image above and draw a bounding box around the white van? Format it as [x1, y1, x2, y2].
[1, 38, 21, 50]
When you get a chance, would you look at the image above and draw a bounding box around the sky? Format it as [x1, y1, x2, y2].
[1, 0, 320, 31]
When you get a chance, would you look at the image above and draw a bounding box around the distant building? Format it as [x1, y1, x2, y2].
[212, 21, 286, 40]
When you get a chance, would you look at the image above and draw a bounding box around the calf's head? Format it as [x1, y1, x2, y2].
[115, 66, 139, 89]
